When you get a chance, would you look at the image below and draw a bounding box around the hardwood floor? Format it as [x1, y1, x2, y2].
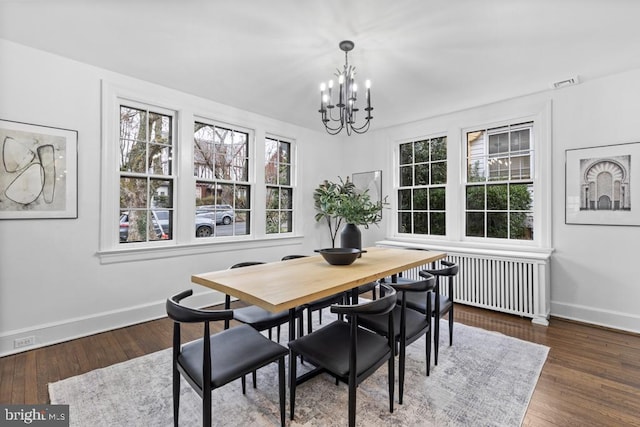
[1, 302, 639, 426]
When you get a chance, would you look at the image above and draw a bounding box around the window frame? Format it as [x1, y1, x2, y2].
[464, 121, 535, 242]
[264, 134, 295, 235]
[193, 117, 254, 240]
[99, 80, 303, 263]
[396, 135, 448, 237]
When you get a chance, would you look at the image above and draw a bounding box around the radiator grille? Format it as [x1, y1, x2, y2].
[399, 254, 537, 318]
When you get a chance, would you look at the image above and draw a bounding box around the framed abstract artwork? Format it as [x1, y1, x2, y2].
[0, 119, 78, 219]
[565, 142, 639, 225]
[352, 170, 382, 205]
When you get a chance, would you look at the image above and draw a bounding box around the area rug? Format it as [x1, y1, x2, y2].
[49, 312, 548, 426]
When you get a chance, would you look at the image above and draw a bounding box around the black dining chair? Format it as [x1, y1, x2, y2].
[166, 289, 288, 427]
[282, 254, 348, 333]
[224, 262, 303, 343]
[358, 273, 436, 404]
[288, 283, 397, 427]
[404, 260, 459, 365]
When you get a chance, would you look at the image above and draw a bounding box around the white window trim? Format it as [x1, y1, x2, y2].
[390, 100, 552, 254]
[98, 80, 304, 264]
[265, 133, 297, 235]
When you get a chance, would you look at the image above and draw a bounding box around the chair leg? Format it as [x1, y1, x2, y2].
[172, 364, 180, 427]
[399, 342, 405, 405]
[388, 352, 395, 414]
[348, 377, 357, 427]
[434, 315, 440, 366]
[241, 375, 246, 394]
[203, 389, 211, 427]
[278, 357, 286, 427]
[276, 325, 281, 343]
[307, 309, 313, 334]
[449, 307, 454, 346]
[426, 326, 431, 376]
[319, 308, 323, 325]
[289, 350, 297, 421]
[252, 370, 257, 388]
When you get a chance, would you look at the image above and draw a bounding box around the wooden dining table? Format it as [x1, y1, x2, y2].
[191, 246, 447, 341]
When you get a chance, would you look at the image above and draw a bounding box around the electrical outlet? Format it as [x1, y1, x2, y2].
[14, 336, 36, 349]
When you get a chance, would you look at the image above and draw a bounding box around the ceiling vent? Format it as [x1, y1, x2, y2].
[551, 75, 580, 89]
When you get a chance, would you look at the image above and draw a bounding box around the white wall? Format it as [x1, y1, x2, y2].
[351, 70, 640, 334]
[0, 39, 342, 356]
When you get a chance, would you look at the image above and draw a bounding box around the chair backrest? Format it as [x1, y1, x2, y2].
[166, 289, 233, 324]
[330, 283, 397, 317]
[281, 255, 307, 261]
[230, 261, 265, 269]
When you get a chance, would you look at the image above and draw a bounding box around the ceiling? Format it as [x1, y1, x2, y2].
[2, 0, 640, 132]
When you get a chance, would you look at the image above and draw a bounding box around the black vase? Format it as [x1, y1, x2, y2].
[340, 223, 362, 256]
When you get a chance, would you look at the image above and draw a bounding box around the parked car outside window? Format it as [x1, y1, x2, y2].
[195, 204, 235, 225]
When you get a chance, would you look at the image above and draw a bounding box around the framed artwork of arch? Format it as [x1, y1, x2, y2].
[565, 142, 639, 225]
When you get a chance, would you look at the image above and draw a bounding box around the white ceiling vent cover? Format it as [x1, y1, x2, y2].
[551, 75, 580, 89]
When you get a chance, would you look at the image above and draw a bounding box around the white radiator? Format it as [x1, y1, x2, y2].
[380, 243, 551, 325]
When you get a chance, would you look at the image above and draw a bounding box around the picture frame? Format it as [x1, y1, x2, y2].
[0, 119, 78, 219]
[352, 169, 382, 206]
[565, 142, 638, 225]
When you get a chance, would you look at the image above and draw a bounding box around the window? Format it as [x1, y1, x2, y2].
[265, 136, 294, 234]
[465, 122, 534, 240]
[118, 104, 174, 244]
[193, 121, 251, 237]
[397, 136, 447, 235]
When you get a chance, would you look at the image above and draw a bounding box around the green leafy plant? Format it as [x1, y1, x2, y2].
[314, 176, 385, 247]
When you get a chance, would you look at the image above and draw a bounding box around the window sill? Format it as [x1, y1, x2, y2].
[377, 238, 554, 261]
[97, 235, 304, 264]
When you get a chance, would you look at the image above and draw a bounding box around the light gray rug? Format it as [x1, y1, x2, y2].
[49, 312, 548, 426]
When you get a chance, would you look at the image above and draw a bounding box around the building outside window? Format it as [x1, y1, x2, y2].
[265, 136, 294, 234]
[118, 104, 174, 244]
[193, 121, 251, 237]
[465, 121, 534, 240]
[397, 136, 447, 236]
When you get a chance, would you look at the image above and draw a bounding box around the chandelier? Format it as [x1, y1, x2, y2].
[318, 40, 373, 135]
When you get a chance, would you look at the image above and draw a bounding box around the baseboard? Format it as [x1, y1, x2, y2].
[0, 291, 226, 357]
[551, 301, 640, 334]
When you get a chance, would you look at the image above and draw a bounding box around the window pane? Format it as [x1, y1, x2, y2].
[279, 142, 290, 163]
[486, 184, 508, 210]
[488, 156, 509, 180]
[148, 143, 172, 175]
[235, 185, 250, 209]
[429, 187, 446, 210]
[466, 212, 484, 237]
[148, 112, 172, 144]
[279, 164, 290, 185]
[266, 211, 279, 234]
[151, 178, 172, 208]
[415, 163, 429, 185]
[466, 186, 484, 210]
[431, 161, 446, 184]
[467, 157, 486, 182]
[510, 183, 533, 210]
[413, 212, 428, 234]
[279, 211, 292, 233]
[510, 212, 533, 240]
[489, 132, 508, 155]
[487, 212, 508, 238]
[280, 188, 292, 209]
[414, 140, 429, 163]
[399, 143, 413, 165]
[400, 165, 413, 187]
[398, 189, 411, 210]
[510, 155, 531, 179]
[398, 211, 412, 233]
[120, 177, 147, 208]
[235, 211, 250, 235]
[266, 187, 279, 209]
[413, 188, 427, 210]
[430, 212, 445, 235]
[431, 137, 446, 161]
[265, 161, 277, 184]
[218, 183, 234, 206]
[510, 129, 530, 152]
